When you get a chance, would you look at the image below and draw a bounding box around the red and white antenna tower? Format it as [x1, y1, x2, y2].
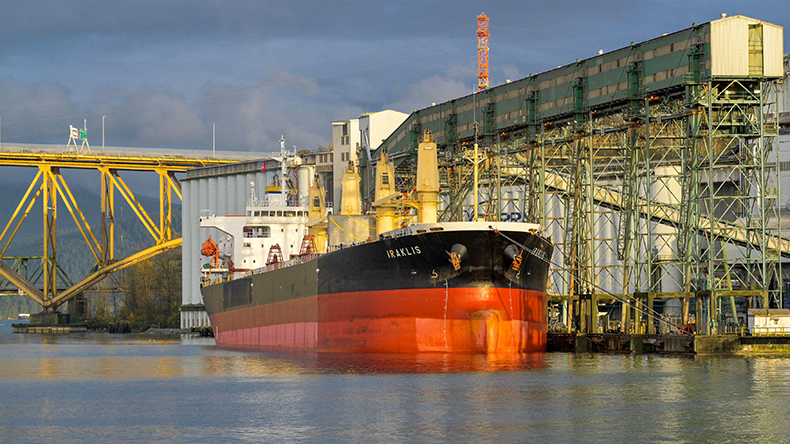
[477, 13, 489, 91]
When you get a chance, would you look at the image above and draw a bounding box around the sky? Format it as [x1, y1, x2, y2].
[0, 1, 787, 155]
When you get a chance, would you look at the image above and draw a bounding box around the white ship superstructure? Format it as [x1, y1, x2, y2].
[200, 137, 309, 280]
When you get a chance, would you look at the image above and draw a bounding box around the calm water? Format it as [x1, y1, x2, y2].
[1, 320, 790, 443]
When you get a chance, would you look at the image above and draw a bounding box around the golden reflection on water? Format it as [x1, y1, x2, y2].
[313, 351, 548, 373]
[40, 334, 59, 345]
[200, 350, 548, 376]
[0, 346, 550, 381]
[154, 357, 182, 378]
[36, 358, 61, 379]
[5, 356, 194, 380]
[97, 357, 118, 378]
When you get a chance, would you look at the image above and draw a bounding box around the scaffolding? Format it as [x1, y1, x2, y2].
[368, 15, 787, 334]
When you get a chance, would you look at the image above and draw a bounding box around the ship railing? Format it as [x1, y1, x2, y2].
[283, 253, 320, 268]
[262, 262, 283, 273]
[249, 253, 321, 275]
[325, 237, 378, 253]
[201, 277, 227, 287]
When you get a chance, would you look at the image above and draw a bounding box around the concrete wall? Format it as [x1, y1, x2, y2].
[360, 110, 409, 154]
[332, 119, 359, 207]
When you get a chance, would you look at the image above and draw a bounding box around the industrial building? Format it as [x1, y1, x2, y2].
[330, 110, 408, 209]
[361, 14, 787, 335]
[182, 14, 788, 335]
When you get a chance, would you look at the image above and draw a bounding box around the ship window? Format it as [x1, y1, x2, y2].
[247, 211, 251, 216]
[243, 242, 251, 248]
[244, 226, 271, 238]
[277, 211, 283, 217]
[260, 211, 268, 217]
[254, 211, 260, 217]
[285, 211, 296, 217]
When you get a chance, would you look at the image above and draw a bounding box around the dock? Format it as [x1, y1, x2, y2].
[13, 324, 87, 333]
[548, 333, 790, 355]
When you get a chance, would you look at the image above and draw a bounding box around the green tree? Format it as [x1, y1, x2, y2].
[122, 248, 182, 328]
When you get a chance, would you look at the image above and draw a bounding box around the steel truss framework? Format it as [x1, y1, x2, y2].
[386, 76, 783, 335]
[0, 149, 241, 311]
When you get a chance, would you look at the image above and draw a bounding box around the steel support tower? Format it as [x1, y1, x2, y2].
[366, 15, 787, 334]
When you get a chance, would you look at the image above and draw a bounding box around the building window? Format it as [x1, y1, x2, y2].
[748, 24, 764, 76]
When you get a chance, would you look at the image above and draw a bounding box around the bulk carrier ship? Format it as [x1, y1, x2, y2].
[199, 131, 553, 353]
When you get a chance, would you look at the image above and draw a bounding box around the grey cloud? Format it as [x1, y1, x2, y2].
[1, 1, 787, 155]
[386, 73, 473, 113]
[0, 77, 75, 142]
[0, 75, 331, 151]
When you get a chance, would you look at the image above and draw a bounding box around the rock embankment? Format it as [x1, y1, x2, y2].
[143, 327, 190, 335]
[143, 327, 214, 336]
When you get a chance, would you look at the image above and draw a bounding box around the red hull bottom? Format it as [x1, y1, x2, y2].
[210, 287, 547, 353]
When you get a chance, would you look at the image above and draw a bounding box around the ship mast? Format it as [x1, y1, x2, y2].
[279, 135, 288, 204]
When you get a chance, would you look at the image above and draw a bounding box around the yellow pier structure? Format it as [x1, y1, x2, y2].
[0, 144, 256, 312]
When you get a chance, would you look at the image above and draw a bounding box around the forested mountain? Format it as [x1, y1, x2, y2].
[0, 183, 182, 319]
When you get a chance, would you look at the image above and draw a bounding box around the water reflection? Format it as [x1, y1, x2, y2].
[202, 349, 549, 375]
[3, 331, 790, 443]
[312, 351, 548, 373]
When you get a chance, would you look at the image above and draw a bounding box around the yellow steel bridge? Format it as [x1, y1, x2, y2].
[0, 144, 258, 311]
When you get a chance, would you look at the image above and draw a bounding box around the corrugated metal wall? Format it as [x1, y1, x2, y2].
[181, 160, 282, 328]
